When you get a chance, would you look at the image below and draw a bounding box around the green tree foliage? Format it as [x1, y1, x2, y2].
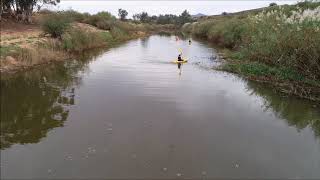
[0, 59, 81, 149]
[132, 10, 193, 26]
[269, 2, 277, 7]
[1, 0, 60, 22]
[178, 10, 192, 25]
[135, 12, 150, 23]
[157, 14, 178, 24]
[83, 11, 116, 30]
[118, 8, 128, 21]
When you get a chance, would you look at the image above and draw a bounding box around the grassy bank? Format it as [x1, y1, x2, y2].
[0, 10, 176, 73]
[182, 1, 320, 101]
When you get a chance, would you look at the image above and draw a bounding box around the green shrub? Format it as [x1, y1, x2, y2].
[61, 29, 107, 52]
[193, 21, 215, 38]
[100, 31, 113, 42]
[181, 23, 194, 33]
[110, 27, 128, 40]
[41, 14, 71, 38]
[187, 1, 320, 80]
[113, 21, 134, 32]
[83, 11, 116, 29]
[190, 17, 248, 48]
[96, 11, 116, 20]
[60, 10, 86, 22]
[96, 20, 114, 30]
[242, 6, 320, 79]
[219, 19, 248, 48]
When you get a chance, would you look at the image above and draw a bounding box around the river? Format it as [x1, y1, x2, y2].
[1, 35, 320, 179]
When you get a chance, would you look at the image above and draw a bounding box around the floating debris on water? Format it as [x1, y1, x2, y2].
[201, 171, 207, 176]
[176, 173, 182, 177]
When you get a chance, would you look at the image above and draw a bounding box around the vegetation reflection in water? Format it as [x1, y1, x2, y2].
[246, 81, 320, 137]
[0, 36, 319, 151]
[0, 49, 105, 150]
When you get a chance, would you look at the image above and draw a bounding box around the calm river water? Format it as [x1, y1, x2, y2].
[1, 35, 320, 179]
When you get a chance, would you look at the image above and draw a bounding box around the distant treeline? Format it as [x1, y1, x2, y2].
[0, 0, 194, 26]
[131, 10, 194, 25]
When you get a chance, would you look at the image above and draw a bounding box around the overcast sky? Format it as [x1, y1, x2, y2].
[48, 1, 299, 17]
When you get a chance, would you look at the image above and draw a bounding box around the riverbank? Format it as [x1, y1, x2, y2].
[182, 1, 320, 101]
[0, 11, 176, 74]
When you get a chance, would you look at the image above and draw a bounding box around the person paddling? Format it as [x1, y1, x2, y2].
[178, 54, 183, 62]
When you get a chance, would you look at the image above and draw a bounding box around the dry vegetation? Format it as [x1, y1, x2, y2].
[0, 11, 174, 73]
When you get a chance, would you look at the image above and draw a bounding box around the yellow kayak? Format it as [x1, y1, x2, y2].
[172, 59, 188, 64]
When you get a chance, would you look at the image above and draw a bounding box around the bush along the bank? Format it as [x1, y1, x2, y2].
[182, 1, 320, 100]
[61, 29, 108, 52]
[39, 12, 149, 53]
[1, 8, 178, 73]
[41, 13, 71, 38]
[244, 5, 320, 80]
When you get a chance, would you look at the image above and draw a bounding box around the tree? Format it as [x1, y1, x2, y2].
[118, 8, 128, 21]
[0, 0, 60, 23]
[157, 14, 178, 24]
[139, 12, 150, 23]
[269, 2, 277, 7]
[133, 12, 150, 23]
[178, 10, 193, 25]
[150, 15, 157, 23]
[132, 13, 140, 21]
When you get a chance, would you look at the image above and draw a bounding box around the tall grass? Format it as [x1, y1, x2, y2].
[61, 29, 109, 52]
[82, 11, 116, 30]
[243, 5, 320, 80]
[183, 1, 320, 80]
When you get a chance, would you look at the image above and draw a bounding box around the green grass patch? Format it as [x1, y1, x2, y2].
[0, 45, 20, 58]
[61, 29, 108, 52]
[100, 31, 114, 42]
[223, 62, 311, 83]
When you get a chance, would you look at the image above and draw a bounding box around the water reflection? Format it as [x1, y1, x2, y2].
[140, 37, 149, 48]
[0, 50, 103, 149]
[157, 31, 172, 37]
[177, 62, 183, 75]
[246, 81, 320, 137]
[1, 35, 319, 178]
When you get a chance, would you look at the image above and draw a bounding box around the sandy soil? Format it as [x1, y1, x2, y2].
[1, 19, 43, 48]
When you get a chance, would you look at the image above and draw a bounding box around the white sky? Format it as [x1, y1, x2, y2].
[48, 1, 299, 17]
